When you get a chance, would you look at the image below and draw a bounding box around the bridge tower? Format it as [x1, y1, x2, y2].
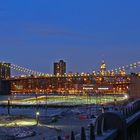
[0, 63, 11, 79]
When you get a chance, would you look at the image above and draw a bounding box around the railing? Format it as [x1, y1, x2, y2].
[57, 99, 140, 140]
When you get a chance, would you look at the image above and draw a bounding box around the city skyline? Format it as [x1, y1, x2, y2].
[0, 0, 140, 73]
[0, 1, 140, 140]
[2, 58, 139, 76]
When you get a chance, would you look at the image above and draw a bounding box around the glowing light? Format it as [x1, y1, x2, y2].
[124, 94, 128, 99]
[98, 87, 109, 90]
[36, 112, 40, 116]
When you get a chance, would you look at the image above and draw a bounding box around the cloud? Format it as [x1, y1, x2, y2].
[26, 24, 96, 40]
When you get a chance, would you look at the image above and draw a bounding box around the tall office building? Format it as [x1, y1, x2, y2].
[100, 60, 106, 75]
[0, 63, 11, 79]
[54, 60, 66, 75]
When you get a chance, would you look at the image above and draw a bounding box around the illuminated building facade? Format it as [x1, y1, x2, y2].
[54, 60, 66, 75]
[9, 75, 130, 94]
[100, 60, 106, 75]
[7, 59, 131, 94]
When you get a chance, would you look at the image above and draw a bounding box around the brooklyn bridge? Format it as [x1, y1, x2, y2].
[0, 60, 139, 140]
[0, 60, 140, 99]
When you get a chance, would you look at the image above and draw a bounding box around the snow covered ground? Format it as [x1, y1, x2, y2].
[0, 126, 35, 139]
[0, 107, 96, 140]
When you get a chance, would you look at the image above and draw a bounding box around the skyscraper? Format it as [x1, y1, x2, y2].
[0, 63, 11, 79]
[100, 60, 106, 75]
[54, 60, 66, 75]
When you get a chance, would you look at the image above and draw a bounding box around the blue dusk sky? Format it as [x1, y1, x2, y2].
[0, 0, 140, 73]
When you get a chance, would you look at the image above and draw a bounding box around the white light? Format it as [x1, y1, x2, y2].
[98, 87, 109, 90]
[124, 94, 128, 99]
[36, 112, 40, 116]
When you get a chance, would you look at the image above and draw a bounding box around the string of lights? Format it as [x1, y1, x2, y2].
[108, 61, 140, 74]
[0, 61, 140, 77]
[0, 61, 47, 76]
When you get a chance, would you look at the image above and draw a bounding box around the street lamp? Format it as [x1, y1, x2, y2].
[8, 98, 10, 115]
[124, 94, 128, 99]
[124, 94, 129, 104]
[36, 111, 40, 125]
